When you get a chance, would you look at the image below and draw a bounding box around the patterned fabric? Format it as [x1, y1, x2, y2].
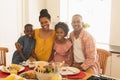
[70, 29, 100, 74]
[12, 35, 35, 64]
[34, 29, 55, 61]
[52, 40, 72, 65]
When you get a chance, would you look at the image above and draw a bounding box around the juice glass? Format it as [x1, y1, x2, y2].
[10, 69, 18, 75]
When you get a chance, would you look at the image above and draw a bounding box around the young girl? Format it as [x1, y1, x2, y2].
[49, 22, 73, 66]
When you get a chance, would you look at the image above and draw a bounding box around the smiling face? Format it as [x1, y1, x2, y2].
[24, 26, 34, 38]
[39, 17, 51, 31]
[56, 28, 65, 41]
[71, 15, 83, 32]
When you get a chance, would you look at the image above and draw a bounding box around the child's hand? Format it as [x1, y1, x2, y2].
[15, 42, 22, 51]
[29, 56, 36, 62]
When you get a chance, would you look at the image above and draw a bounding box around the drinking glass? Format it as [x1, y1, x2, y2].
[61, 63, 69, 80]
[10, 69, 17, 75]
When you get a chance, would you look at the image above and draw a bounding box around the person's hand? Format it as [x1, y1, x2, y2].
[72, 63, 80, 68]
[29, 56, 36, 62]
[15, 42, 22, 51]
[72, 62, 84, 71]
[35, 58, 39, 61]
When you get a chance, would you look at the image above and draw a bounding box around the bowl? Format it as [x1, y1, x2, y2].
[35, 71, 56, 80]
[34, 61, 62, 80]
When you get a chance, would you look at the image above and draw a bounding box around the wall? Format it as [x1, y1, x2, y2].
[28, 0, 45, 29]
[110, 0, 120, 46]
[22, 0, 45, 31]
[0, 0, 46, 66]
[45, 0, 60, 28]
[45, 0, 120, 46]
[0, 0, 22, 65]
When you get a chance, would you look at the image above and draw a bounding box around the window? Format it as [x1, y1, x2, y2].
[60, 0, 111, 44]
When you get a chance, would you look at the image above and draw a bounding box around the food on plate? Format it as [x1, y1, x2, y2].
[20, 70, 36, 79]
[34, 63, 54, 73]
[2, 66, 9, 73]
[1, 64, 24, 73]
[60, 67, 80, 75]
[8, 64, 21, 71]
[4, 74, 24, 80]
[43, 64, 54, 73]
[33, 61, 63, 80]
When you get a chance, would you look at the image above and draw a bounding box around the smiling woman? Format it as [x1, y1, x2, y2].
[34, 9, 56, 61]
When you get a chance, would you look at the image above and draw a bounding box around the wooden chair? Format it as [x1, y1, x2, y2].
[0, 47, 8, 66]
[97, 48, 112, 75]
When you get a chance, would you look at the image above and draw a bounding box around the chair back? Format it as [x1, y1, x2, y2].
[97, 48, 112, 74]
[0, 47, 8, 66]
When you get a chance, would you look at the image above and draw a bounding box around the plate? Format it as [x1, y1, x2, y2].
[20, 60, 30, 66]
[59, 67, 80, 75]
[1, 65, 25, 73]
[19, 70, 37, 79]
[34, 61, 48, 66]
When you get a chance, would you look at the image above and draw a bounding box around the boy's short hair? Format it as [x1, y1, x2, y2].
[24, 24, 33, 30]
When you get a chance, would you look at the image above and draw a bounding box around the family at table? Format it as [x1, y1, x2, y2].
[12, 9, 100, 75]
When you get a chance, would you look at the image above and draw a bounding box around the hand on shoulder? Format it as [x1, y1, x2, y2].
[15, 42, 22, 51]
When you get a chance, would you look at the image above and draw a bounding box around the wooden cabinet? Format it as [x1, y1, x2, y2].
[97, 44, 120, 78]
[105, 56, 112, 76]
[111, 53, 120, 78]
[105, 53, 120, 78]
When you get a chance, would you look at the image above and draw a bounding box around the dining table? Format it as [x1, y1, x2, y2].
[0, 66, 30, 79]
[67, 72, 92, 80]
[0, 65, 92, 80]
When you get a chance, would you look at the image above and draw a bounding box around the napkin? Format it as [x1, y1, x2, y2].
[63, 72, 86, 79]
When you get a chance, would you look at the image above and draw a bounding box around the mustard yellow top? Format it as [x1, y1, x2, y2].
[34, 29, 55, 61]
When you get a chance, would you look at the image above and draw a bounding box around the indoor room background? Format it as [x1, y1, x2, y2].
[0, 0, 120, 78]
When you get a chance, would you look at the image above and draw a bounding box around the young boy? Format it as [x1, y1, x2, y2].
[12, 24, 37, 64]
